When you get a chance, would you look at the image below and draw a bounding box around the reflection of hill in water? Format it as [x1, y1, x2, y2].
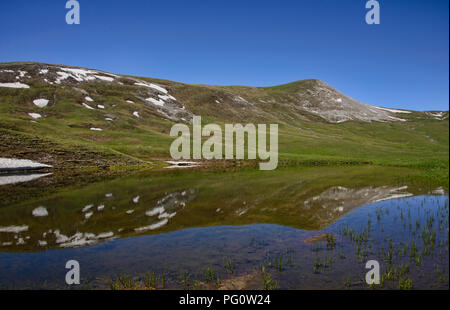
[0, 166, 445, 252]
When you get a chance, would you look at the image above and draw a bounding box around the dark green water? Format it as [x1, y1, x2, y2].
[0, 166, 448, 289]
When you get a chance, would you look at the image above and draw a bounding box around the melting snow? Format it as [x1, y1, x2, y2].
[28, 113, 42, 119]
[85, 96, 94, 102]
[0, 158, 52, 171]
[376, 106, 412, 114]
[90, 128, 103, 131]
[94, 75, 114, 82]
[133, 196, 140, 204]
[0, 82, 30, 88]
[0, 225, 29, 233]
[33, 99, 49, 108]
[82, 205, 94, 212]
[0, 173, 52, 186]
[158, 94, 176, 101]
[134, 82, 168, 94]
[134, 219, 168, 232]
[82, 103, 95, 110]
[32, 206, 48, 217]
[146, 97, 165, 107]
[97, 105, 105, 109]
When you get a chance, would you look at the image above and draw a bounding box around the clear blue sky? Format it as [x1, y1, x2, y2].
[0, 0, 448, 111]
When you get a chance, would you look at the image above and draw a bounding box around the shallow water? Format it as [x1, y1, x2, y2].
[0, 166, 448, 289]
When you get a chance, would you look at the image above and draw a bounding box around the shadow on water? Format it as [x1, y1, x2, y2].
[0, 165, 448, 289]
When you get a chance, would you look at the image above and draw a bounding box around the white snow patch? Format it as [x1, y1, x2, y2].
[85, 96, 94, 102]
[133, 111, 140, 118]
[94, 75, 114, 82]
[97, 232, 114, 239]
[0, 173, 52, 186]
[0, 82, 30, 88]
[82, 204, 94, 212]
[126, 210, 135, 215]
[33, 99, 49, 108]
[18, 71, 27, 78]
[0, 225, 28, 233]
[146, 206, 165, 217]
[134, 219, 168, 232]
[0, 158, 52, 170]
[134, 82, 168, 94]
[126, 100, 135, 104]
[32, 207, 48, 217]
[133, 196, 140, 204]
[375, 106, 412, 114]
[145, 97, 165, 107]
[39, 69, 49, 75]
[158, 94, 176, 101]
[85, 212, 93, 219]
[28, 113, 42, 119]
[90, 128, 103, 131]
[97, 105, 105, 109]
[82, 103, 95, 110]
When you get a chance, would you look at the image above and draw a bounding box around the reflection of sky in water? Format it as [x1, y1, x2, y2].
[0, 195, 447, 289]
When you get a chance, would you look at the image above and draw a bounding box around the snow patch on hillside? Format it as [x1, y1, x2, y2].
[0, 82, 30, 88]
[33, 99, 49, 108]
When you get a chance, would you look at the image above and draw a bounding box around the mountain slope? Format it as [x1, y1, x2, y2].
[0, 62, 448, 170]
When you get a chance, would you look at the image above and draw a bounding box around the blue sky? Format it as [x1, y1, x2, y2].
[0, 0, 448, 111]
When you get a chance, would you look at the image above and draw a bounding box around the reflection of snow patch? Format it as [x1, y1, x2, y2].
[32, 206, 48, 217]
[135, 219, 168, 232]
[0, 225, 29, 233]
[82, 204, 94, 212]
[0, 173, 52, 186]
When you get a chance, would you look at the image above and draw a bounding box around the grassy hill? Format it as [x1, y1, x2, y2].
[0, 62, 448, 181]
